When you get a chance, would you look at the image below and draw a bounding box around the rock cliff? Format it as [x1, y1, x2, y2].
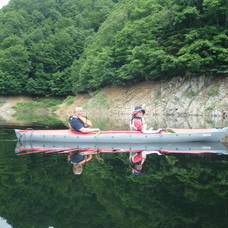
[56, 73, 228, 118]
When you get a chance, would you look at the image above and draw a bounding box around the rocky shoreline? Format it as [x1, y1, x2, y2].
[0, 74, 228, 126]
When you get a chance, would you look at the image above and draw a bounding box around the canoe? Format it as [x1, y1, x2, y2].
[15, 141, 228, 155]
[14, 127, 228, 143]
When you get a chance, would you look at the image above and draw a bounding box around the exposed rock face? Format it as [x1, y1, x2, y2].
[71, 74, 227, 117]
[151, 74, 228, 117]
[1, 74, 228, 127]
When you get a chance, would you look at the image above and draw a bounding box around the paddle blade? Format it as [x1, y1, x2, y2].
[165, 129, 176, 133]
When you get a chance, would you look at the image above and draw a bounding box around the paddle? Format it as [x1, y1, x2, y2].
[96, 130, 102, 135]
[150, 128, 176, 133]
[164, 129, 176, 133]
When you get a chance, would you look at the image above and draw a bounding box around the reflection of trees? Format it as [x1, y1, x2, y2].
[0, 140, 110, 228]
[0, 141, 228, 227]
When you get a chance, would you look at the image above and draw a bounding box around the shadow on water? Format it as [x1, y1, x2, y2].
[0, 114, 228, 228]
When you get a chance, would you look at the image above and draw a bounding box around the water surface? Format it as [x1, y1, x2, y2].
[0, 115, 228, 228]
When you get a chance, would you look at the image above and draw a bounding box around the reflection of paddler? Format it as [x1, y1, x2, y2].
[68, 151, 92, 175]
[68, 107, 100, 133]
[129, 150, 162, 175]
[130, 152, 146, 175]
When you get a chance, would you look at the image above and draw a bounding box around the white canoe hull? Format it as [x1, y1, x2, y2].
[15, 128, 228, 143]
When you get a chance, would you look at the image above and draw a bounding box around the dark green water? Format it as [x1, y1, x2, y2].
[0, 122, 228, 228]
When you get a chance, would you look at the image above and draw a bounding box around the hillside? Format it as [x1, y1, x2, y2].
[0, 0, 227, 96]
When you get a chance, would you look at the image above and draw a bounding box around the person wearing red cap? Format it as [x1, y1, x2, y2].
[130, 106, 147, 132]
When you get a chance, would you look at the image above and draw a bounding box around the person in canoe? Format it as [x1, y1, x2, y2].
[130, 106, 162, 133]
[130, 106, 147, 132]
[68, 150, 92, 175]
[69, 107, 100, 133]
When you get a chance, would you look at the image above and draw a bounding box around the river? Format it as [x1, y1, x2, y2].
[0, 115, 228, 228]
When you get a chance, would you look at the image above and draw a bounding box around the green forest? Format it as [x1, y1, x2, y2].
[0, 0, 227, 96]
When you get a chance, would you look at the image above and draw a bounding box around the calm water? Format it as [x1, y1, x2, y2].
[0, 115, 228, 228]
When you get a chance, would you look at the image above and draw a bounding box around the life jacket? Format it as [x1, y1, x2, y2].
[129, 152, 145, 175]
[68, 115, 93, 129]
[129, 152, 144, 165]
[130, 116, 144, 131]
[68, 151, 87, 164]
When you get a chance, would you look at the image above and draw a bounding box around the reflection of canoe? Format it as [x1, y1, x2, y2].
[14, 127, 228, 143]
[15, 140, 228, 155]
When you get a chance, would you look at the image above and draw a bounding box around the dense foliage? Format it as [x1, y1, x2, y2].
[0, 0, 227, 95]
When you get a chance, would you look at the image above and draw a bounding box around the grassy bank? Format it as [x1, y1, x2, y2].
[11, 97, 75, 126]
[12, 97, 64, 112]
